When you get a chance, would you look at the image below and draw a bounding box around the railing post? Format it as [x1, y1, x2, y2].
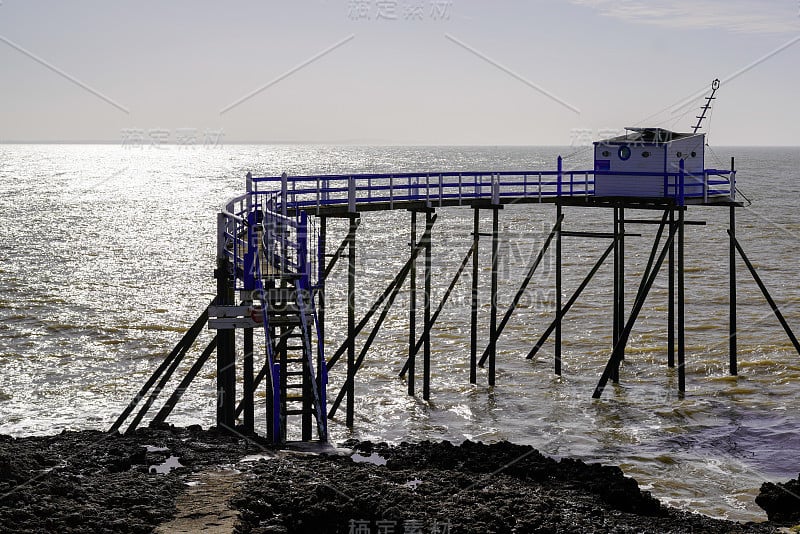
[678, 158, 685, 206]
[703, 170, 708, 204]
[281, 172, 288, 217]
[298, 211, 309, 291]
[316, 175, 320, 213]
[348, 175, 356, 213]
[538, 172, 542, 201]
[557, 156, 563, 197]
[216, 212, 227, 262]
[491, 173, 500, 205]
[730, 157, 736, 201]
[246, 172, 253, 208]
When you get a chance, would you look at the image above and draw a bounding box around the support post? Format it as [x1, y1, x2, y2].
[619, 207, 625, 365]
[611, 208, 620, 383]
[489, 206, 499, 386]
[470, 208, 480, 384]
[612, 208, 619, 347]
[243, 327, 254, 434]
[216, 258, 236, 431]
[408, 210, 418, 396]
[318, 216, 327, 412]
[678, 208, 686, 394]
[555, 204, 562, 375]
[729, 186, 738, 376]
[668, 208, 675, 368]
[423, 210, 433, 400]
[346, 216, 357, 427]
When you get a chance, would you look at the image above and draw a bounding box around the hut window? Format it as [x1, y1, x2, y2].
[642, 151, 650, 158]
[690, 151, 697, 158]
[618, 146, 631, 161]
[602, 150, 610, 157]
[676, 151, 683, 157]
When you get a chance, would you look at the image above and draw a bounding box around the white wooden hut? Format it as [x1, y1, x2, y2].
[593, 128, 705, 198]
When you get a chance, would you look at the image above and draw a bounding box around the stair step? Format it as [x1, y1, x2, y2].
[268, 316, 301, 326]
[285, 395, 304, 402]
[285, 409, 312, 416]
[285, 371, 304, 377]
[285, 384, 304, 389]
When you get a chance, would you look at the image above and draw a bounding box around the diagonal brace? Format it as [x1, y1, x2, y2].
[728, 230, 800, 356]
[478, 214, 563, 367]
[527, 239, 616, 360]
[399, 241, 475, 377]
[593, 222, 676, 399]
[327, 214, 438, 370]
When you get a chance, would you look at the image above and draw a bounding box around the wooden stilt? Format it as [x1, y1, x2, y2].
[678, 208, 686, 394]
[729, 201, 738, 376]
[555, 204, 562, 375]
[317, 216, 327, 417]
[612, 208, 620, 383]
[619, 208, 625, 365]
[470, 208, 480, 384]
[489, 207, 499, 386]
[217, 259, 236, 431]
[347, 216, 357, 428]
[243, 327, 254, 434]
[668, 208, 675, 368]
[611, 208, 624, 384]
[423, 210, 433, 400]
[409, 211, 417, 396]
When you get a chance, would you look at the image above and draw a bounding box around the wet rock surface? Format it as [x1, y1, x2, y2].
[0, 428, 785, 533]
[755, 473, 800, 524]
[233, 440, 777, 534]
[0, 426, 259, 533]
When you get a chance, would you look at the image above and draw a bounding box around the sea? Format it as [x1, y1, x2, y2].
[1, 143, 799, 522]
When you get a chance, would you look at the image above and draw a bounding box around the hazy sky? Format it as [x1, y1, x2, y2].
[1, 1, 798, 145]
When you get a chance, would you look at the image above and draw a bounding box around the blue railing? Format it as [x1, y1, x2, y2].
[220, 158, 735, 290]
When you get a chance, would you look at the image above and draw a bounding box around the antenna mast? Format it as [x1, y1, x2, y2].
[692, 78, 720, 134]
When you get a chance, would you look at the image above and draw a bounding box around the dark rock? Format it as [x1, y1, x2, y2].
[756, 474, 800, 523]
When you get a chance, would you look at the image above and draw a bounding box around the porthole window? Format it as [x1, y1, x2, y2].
[642, 151, 650, 158]
[676, 151, 683, 157]
[618, 146, 631, 161]
[602, 150, 610, 157]
[690, 151, 697, 158]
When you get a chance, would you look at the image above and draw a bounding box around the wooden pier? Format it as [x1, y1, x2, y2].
[110, 132, 800, 445]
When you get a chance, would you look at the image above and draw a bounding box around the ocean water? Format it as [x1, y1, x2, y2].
[1, 143, 799, 522]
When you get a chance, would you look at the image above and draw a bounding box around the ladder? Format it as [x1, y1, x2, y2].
[256, 286, 325, 442]
[692, 78, 720, 134]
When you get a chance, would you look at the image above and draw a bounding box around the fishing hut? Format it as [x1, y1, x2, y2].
[111, 80, 800, 444]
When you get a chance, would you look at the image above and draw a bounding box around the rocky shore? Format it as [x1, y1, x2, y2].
[0, 426, 795, 533]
